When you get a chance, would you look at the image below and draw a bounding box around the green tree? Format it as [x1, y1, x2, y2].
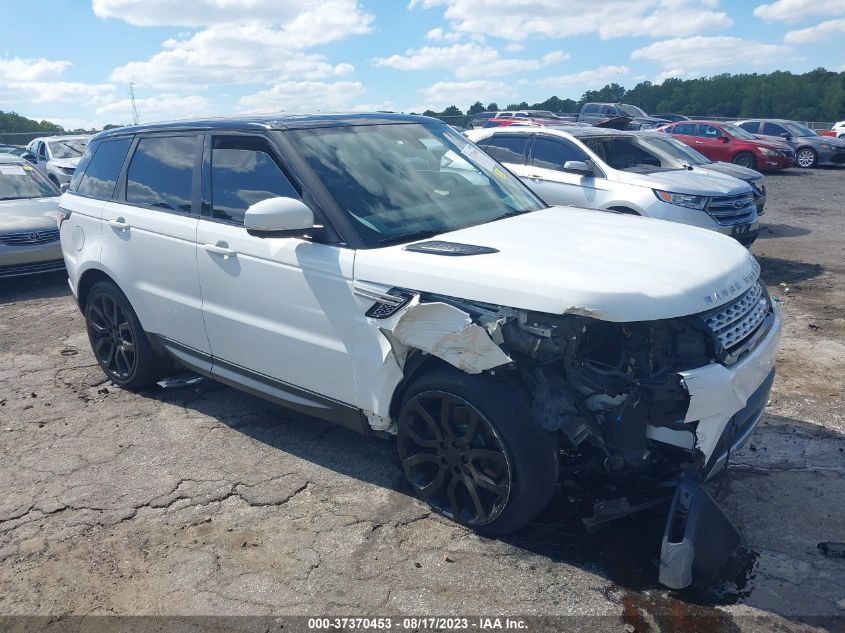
[467, 101, 485, 115]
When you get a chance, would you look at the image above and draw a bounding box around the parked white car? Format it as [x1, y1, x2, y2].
[466, 126, 760, 246]
[26, 135, 90, 187]
[833, 120, 845, 139]
[60, 114, 780, 588]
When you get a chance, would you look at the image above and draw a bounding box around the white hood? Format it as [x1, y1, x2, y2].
[50, 157, 81, 169]
[354, 206, 759, 322]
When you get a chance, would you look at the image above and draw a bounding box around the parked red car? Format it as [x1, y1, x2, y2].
[660, 120, 795, 171]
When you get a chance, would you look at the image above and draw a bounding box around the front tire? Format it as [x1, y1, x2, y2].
[396, 366, 557, 535]
[796, 148, 817, 168]
[84, 281, 168, 390]
[732, 152, 757, 169]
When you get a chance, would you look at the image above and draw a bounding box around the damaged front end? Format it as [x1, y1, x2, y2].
[359, 278, 779, 589]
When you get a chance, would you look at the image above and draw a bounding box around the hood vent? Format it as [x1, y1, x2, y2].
[403, 241, 498, 256]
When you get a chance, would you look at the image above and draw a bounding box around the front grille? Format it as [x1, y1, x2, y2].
[704, 281, 770, 353]
[0, 259, 65, 278]
[0, 228, 60, 246]
[706, 192, 757, 225]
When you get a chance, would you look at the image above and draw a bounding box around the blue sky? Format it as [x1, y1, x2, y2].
[1, 0, 844, 129]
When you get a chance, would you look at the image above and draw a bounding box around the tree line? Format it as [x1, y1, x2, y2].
[420, 68, 845, 123]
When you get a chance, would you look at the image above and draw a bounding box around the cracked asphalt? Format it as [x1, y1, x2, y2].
[1, 168, 844, 632]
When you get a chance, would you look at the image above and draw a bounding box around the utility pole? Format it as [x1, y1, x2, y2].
[128, 82, 140, 125]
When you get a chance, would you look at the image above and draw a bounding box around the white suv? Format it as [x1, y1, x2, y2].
[466, 126, 760, 246]
[60, 115, 780, 587]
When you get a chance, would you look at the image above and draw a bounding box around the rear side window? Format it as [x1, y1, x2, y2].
[761, 122, 786, 136]
[210, 136, 299, 226]
[583, 104, 600, 114]
[671, 123, 696, 135]
[484, 135, 528, 164]
[75, 138, 132, 199]
[126, 135, 197, 213]
[739, 121, 761, 134]
[532, 137, 589, 170]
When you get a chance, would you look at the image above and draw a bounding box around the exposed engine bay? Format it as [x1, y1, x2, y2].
[361, 281, 779, 589]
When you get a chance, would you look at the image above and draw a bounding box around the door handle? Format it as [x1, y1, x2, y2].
[694, 141, 704, 144]
[203, 241, 237, 258]
[527, 174, 545, 182]
[108, 217, 129, 230]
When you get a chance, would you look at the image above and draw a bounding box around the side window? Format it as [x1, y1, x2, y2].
[739, 121, 760, 134]
[498, 113, 513, 119]
[38, 142, 48, 159]
[583, 104, 600, 115]
[605, 106, 619, 116]
[671, 123, 696, 135]
[762, 122, 786, 136]
[532, 137, 589, 170]
[698, 125, 721, 138]
[75, 138, 132, 199]
[126, 135, 197, 213]
[210, 136, 299, 226]
[483, 135, 528, 164]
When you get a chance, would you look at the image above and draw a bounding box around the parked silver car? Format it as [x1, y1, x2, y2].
[25, 135, 90, 187]
[466, 126, 760, 246]
[634, 131, 767, 214]
[0, 155, 64, 278]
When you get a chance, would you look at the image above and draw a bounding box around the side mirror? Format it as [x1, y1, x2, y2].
[780, 132, 792, 140]
[562, 160, 593, 175]
[59, 182, 69, 193]
[720, 136, 730, 143]
[244, 197, 314, 236]
[23, 152, 38, 163]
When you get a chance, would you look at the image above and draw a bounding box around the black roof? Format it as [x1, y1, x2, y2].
[94, 112, 436, 141]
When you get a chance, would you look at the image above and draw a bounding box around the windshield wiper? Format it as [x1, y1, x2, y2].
[377, 228, 443, 246]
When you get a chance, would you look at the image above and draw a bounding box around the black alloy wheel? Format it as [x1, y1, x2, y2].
[84, 280, 169, 390]
[87, 293, 137, 381]
[398, 391, 512, 527]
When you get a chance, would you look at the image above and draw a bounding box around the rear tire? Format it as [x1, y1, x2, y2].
[796, 148, 817, 168]
[396, 366, 557, 535]
[84, 281, 169, 390]
[732, 152, 757, 169]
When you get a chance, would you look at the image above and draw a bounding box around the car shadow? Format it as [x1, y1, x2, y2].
[757, 223, 812, 239]
[148, 378, 844, 628]
[0, 270, 70, 305]
[755, 255, 824, 285]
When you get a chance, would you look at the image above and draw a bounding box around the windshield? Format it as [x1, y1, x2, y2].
[579, 135, 680, 173]
[48, 139, 87, 159]
[617, 104, 647, 118]
[782, 121, 817, 137]
[723, 124, 758, 141]
[283, 122, 545, 246]
[0, 163, 59, 199]
[640, 135, 710, 165]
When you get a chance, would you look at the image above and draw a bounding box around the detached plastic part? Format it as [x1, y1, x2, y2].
[658, 474, 741, 589]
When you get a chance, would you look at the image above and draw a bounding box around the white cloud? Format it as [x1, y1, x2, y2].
[538, 65, 630, 88]
[425, 27, 461, 41]
[236, 81, 366, 113]
[416, 79, 515, 111]
[504, 43, 524, 52]
[92, 0, 371, 27]
[631, 36, 792, 70]
[0, 57, 71, 82]
[407, 0, 732, 40]
[95, 94, 214, 123]
[374, 43, 568, 79]
[784, 18, 845, 41]
[754, 0, 845, 22]
[105, 1, 371, 89]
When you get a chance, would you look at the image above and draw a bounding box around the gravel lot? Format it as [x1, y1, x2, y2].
[1, 168, 843, 632]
